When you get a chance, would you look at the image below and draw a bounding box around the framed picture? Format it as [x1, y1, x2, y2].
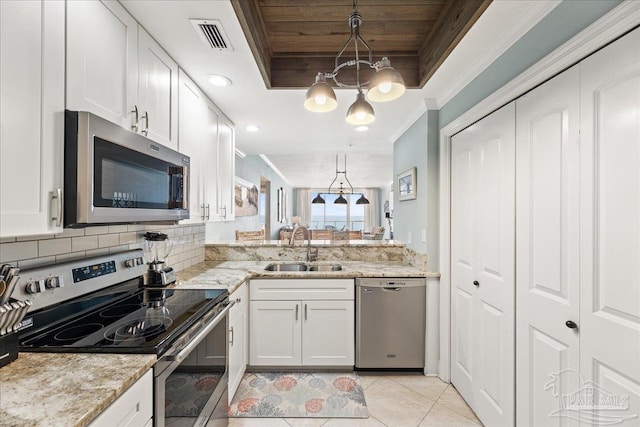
[234, 177, 259, 217]
[397, 167, 417, 201]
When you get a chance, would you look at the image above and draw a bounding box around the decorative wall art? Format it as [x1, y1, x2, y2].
[234, 177, 259, 217]
[397, 167, 417, 201]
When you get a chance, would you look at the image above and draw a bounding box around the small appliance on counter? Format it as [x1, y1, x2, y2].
[0, 263, 31, 368]
[143, 232, 176, 287]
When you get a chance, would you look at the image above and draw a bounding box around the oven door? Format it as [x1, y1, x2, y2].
[155, 300, 234, 427]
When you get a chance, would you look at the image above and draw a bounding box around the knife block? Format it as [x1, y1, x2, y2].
[0, 331, 18, 368]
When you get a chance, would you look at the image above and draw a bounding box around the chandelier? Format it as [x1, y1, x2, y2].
[312, 155, 370, 205]
[303, 0, 406, 125]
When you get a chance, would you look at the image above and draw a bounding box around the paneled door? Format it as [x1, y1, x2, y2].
[515, 65, 581, 426]
[579, 27, 640, 425]
[451, 102, 515, 426]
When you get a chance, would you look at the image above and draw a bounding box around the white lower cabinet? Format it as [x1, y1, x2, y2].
[89, 369, 153, 427]
[229, 283, 248, 400]
[249, 279, 354, 367]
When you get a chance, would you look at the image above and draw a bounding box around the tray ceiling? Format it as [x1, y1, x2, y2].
[232, 0, 492, 90]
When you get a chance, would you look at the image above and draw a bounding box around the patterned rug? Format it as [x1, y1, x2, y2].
[165, 371, 222, 417]
[229, 372, 369, 418]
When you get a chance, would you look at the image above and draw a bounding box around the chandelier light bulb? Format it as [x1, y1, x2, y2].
[346, 93, 375, 125]
[368, 57, 406, 102]
[304, 73, 337, 112]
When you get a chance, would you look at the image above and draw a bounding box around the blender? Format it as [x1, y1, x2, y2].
[143, 232, 176, 286]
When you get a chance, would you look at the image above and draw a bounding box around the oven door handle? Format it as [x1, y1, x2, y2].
[166, 300, 235, 363]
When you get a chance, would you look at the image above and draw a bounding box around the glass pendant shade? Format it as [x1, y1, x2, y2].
[334, 193, 348, 204]
[355, 194, 370, 204]
[367, 57, 406, 102]
[346, 93, 375, 125]
[312, 194, 326, 204]
[304, 73, 338, 112]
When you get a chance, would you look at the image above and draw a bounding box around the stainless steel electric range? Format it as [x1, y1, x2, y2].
[14, 249, 232, 427]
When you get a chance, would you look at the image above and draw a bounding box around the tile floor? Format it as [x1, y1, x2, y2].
[227, 374, 482, 427]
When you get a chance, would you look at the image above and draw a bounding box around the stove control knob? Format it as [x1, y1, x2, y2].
[25, 279, 45, 294]
[45, 276, 64, 289]
[125, 258, 136, 268]
[136, 257, 145, 266]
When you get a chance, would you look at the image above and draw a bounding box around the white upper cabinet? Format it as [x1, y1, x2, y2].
[216, 119, 236, 221]
[137, 27, 179, 150]
[67, 0, 138, 131]
[0, 0, 65, 237]
[67, 0, 178, 148]
[178, 69, 207, 223]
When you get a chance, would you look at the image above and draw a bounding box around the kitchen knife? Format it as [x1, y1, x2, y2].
[9, 300, 27, 333]
[0, 275, 19, 305]
[0, 264, 12, 279]
[0, 305, 8, 335]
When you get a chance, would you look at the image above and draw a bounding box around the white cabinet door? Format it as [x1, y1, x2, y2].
[89, 370, 153, 427]
[451, 102, 515, 427]
[178, 70, 206, 223]
[202, 100, 220, 222]
[579, 27, 640, 425]
[137, 27, 178, 149]
[250, 300, 301, 366]
[229, 284, 248, 399]
[515, 65, 581, 426]
[67, 0, 138, 130]
[0, 0, 64, 237]
[302, 300, 354, 366]
[216, 118, 235, 221]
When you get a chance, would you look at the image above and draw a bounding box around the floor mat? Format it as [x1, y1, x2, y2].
[165, 371, 222, 418]
[229, 372, 369, 418]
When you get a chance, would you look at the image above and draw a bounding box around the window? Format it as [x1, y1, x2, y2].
[310, 192, 365, 231]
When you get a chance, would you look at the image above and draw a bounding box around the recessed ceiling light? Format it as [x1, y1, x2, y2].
[246, 125, 260, 132]
[354, 125, 369, 132]
[207, 74, 232, 87]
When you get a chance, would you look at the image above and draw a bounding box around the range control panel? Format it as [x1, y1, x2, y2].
[13, 249, 147, 312]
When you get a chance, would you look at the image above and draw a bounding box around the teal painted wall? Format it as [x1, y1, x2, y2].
[439, 0, 622, 128]
[205, 155, 293, 242]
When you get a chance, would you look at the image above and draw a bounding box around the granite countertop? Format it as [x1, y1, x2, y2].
[205, 239, 406, 247]
[0, 259, 436, 426]
[173, 260, 438, 293]
[0, 352, 156, 427]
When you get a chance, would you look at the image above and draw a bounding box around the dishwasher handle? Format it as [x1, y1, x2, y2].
[382, 287, 402, 292]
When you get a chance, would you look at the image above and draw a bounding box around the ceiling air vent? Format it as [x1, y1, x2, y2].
[190, 19, 234, 52]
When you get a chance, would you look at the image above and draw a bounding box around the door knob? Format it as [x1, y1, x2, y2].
[473, 280, 480, 287]
[565, 320, 578, 329]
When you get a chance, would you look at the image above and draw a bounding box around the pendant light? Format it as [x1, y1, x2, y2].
[303, 0, 405, 125]
[312, 155, 370, 205]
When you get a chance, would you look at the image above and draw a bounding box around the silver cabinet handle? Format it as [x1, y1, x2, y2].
[130, 105, 139, 132]
[206, 204, 210, 220]
[304, 303, 308, 320]
[229, 326, 234, 346]
[141, 111, 149, 136]
[52, 188, 63, 227]
[201, 204, 206, 220]
[295, 304, 299, 321]
[220, 205, 227, 219]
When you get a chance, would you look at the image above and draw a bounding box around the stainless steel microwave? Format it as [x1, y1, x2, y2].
[64, 111, 190, 227]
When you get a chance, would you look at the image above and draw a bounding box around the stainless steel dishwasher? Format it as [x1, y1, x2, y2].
[355, 278, 426, 369]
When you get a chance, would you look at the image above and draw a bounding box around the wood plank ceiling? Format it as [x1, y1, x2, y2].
[232, 0, 492, 90]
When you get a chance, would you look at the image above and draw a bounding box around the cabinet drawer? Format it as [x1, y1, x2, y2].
[250, 279, 354, 301]
[89, 369, 152, 427]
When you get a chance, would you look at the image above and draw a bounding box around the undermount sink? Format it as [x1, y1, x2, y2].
[264, 263, 343, 272]
[308, 264, 343, 271]
[264, 263, 308, 271]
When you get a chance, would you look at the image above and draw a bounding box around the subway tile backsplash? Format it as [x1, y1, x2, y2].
[0, 223, 205, 271]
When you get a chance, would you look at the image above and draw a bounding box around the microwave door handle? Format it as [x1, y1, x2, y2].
[167, 300, 235, 364]
[168, 166, 187, 209]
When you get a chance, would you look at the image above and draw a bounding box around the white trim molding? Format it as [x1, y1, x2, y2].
[437, 0, 640, 383]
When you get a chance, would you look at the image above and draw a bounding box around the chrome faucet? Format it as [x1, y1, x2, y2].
[289, 225, 318, 262]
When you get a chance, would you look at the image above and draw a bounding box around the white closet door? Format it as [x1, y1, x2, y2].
[515, 65, 581, 426]
[451, 102, 515, 427]
[579, 27, 640, 426]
